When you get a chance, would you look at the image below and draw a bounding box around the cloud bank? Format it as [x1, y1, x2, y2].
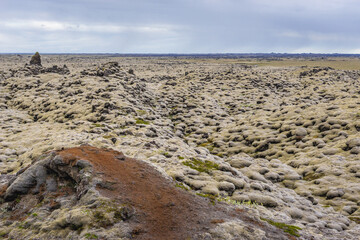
[0, 0, 359, 53]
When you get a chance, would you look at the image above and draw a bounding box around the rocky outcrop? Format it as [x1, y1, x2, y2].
[80, 61, 121, 76]
[7, 64, 70, 77]
[0, 146, 293, 240]
[29, 52, 41, 66]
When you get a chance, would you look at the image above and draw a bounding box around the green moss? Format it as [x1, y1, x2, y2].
[182, 158, 219, 173]
[17, 221, 28, 229]
[90, 199, 133, 227]
[175, 182, 189, 191]
[177, 156, 185, 160]
[113, 206, 132, 221]
[135, 118, 150, 125]
[162, 152, 170, 157]
[198, 142, 215, 152]
[303, 172, 325, 181]
[196, 193, 218, 205]
[261, 218, 302, 237]
[113, 209, 125, 220]
[84, 233, 99, 239]
[93, 211, 105, 221]
[102, 135, 113, 139]
[0, 232, 7, 237]
[217, 197, 262, 208]
[93, 123, 105, 128]
[184, 132, 192, 137]
[216, 153, 224, 158]
[198, 142, 210, 147]
[196, 192, 217, 198]
[349, 216, 360, 224]
[136, 110, 147, 116]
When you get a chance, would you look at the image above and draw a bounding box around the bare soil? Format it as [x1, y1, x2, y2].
[58, 145, 287, 240]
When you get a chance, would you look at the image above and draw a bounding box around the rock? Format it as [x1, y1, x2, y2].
[250, 182, 263, 191]
[343, 205, 358, 215]
[217, 163, 234, 173]
[294, 127, 307, 139]
[326, 222, 343, 231]
[318, 123, 331, 132]
[4, 162, 46, 200]
[30, 52, 42, 66]
[169, 170, 185, 181]
[228, 159, 252, 168]
[346, 138, 360, 149]
[0, 155, 9, 162]
[45, 65, 70, 75]
[3, 148, 16, 156]
[350, 147, 360, 154]
[304, 215, 317, 223]
[210, 221, 268, 240]
[326, 188, 345, 199]
[201, 184, 220, 196]
[184, 179, 208, 190]
[66, 208, 92, 229]
[246, 171, 268, 183]
[258, 167, 270, 175]
[145, 129, 157, 138]
[287, 208, 304, 219]
[313, 139, 326, 148]
[255, 141, 269, 152]
[217, 181, 235, 193]
[323, 148, 338, 155]
[248, 193, 278, 208]
[215, 175, 246, 189]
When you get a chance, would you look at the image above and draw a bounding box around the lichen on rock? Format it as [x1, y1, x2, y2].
[30, 52, 42, 66]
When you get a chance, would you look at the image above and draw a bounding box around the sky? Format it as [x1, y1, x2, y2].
[0, 0, 360, 53]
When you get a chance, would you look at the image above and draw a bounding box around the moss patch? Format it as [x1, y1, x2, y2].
[198, 142, 215, 152]
[92, 123, 105, 128]
[217, 197, 262, 208]
[175, 182, 189, 191]
[136, 110, 147, 116]
[349, 216, 360, 224]
[135, 118, 150, 125]
[84, 233, 99, 239]
[261, 218, 302, 237]
[162, 152, 170, 157]
[196, 193, 218, 205]
[303, 172, 325, 181]
[102, 135, 114, 139]
[182, 158, 219, 173]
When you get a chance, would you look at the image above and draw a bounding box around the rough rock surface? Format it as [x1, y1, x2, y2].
[30, 52, 41, 66]
[0, 55, 360, 239]
[0, 146, 290, 240]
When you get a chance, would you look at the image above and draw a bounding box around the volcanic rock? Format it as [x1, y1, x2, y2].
[29, 52, 41, 66]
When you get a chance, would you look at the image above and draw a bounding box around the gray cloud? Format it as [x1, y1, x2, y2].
[0, 0, 359, 53]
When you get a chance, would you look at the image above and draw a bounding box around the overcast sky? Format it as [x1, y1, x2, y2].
[0, 0, 359, 53]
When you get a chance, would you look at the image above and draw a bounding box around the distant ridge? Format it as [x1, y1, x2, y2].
[1, 53, 360, 58]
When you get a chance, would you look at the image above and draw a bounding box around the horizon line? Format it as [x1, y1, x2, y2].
[1, 52, 360, 55]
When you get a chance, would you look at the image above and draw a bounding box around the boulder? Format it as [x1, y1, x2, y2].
[30, 52, 42, 66]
